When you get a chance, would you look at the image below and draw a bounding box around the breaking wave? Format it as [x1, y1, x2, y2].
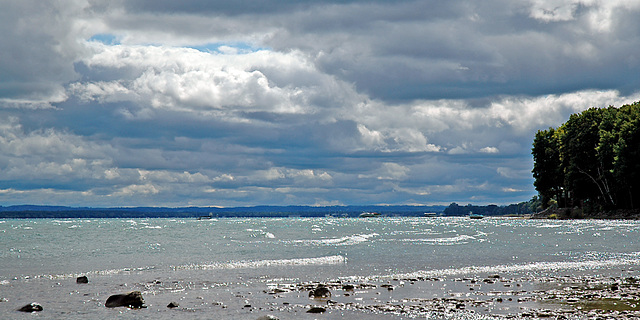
[290, 233, 378, 246]
[172, 255, 346, 271]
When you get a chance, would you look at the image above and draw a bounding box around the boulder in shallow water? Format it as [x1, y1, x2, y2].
[309, 285, 331, 298]
[105, 291, 145, 308]
[76, 276, 89, 284]
[18, 303, 43, 312]
[256, 315, 279, 320]
[167, 301, 179, 308]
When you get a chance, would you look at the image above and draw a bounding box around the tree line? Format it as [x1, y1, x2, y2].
[443, 202, 535, 216]
[532, 101, 640, 213]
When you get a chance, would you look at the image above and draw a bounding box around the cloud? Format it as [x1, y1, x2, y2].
[0, 1, 639, 207]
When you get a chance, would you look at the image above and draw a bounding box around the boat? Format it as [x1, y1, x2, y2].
[197, 213, 213, 220]
[423, 212, 438, 217]
[359, 212, 381, 218]
[469, 213, 484, 219]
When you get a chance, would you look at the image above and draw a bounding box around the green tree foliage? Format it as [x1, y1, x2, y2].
[532, 128, 563, 208]
[531, 101, 640, 212]
[443, 202, 534, 216]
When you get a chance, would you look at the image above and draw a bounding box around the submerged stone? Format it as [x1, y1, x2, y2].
[105, 291, 145, 308]
[307, 306, 326, 313]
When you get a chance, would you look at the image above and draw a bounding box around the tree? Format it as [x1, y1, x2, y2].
[532, 128, 563, 208]
[532, 101, 640, 213]
[612, 102, 640, 208]
[561, 108, 617, 210]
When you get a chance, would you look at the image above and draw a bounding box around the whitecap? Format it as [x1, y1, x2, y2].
[172, 255, 346, 270]
[538, 224, 562, 228]
[402, 234, 476, 245]
[293, 233, 378, 246]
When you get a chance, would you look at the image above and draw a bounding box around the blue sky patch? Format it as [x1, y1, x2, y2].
[89, 34, 120, 45]
[188, 42, 268, 54]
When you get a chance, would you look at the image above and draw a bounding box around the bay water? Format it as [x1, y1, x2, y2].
[1, 217, 639, 319]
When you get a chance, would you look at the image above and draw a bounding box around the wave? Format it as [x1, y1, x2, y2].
[379, 252, 640, 280]
[400, 234, 477, 245]
[291, 233, 378, 246]
[172, 255, 346, 271]
[13, 266, 160, 281]
[8, 255, 345, 281]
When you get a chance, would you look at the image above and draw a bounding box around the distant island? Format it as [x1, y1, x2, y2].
[531, 100, 640, 219]
[0, 203, 535, 219]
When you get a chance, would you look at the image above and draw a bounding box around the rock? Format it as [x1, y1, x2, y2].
[17, 303, 43, 312]
[488, 274, 500, 279]
[256, 315, 279, 320]
[76, 276, 89, 284]
[167, 301, 179, 308]
[309, 285, 331, 298]
[342, 284, 355, 291]
[105, 291, 145, 308]
[266, 288, 288, 294]
[307, 307, 326, 313]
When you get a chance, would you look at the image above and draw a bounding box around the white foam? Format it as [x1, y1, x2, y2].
[402, 234, 476, 244]
[293, 233, 378, 246]
[172, 255, 346, 271]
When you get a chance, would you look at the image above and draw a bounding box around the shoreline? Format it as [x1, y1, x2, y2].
[531, 207, 640, 220]
[4, 271, 640, 319]
[264, 272, 640, 319]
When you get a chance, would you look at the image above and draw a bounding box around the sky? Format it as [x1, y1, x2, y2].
[1, 0, 639, 208]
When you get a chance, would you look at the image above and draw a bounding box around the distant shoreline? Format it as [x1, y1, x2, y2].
[531, 207, 640, 220]
[0, 204, 447, 219]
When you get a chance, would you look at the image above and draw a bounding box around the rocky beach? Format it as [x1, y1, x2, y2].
[5, 271, 640, 319]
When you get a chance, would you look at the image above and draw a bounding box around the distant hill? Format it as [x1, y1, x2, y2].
[0, 205, 447, 219]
